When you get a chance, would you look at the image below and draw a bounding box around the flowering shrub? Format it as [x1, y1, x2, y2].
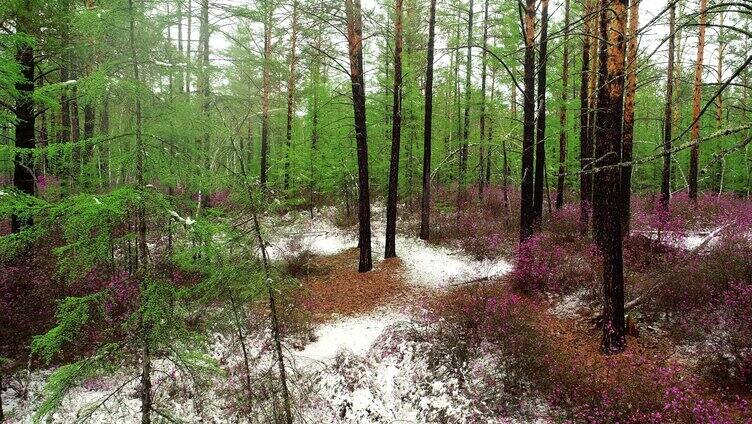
[511, 233, 598, 296]
[698, 281, 752, 388]
[0, 238, 62, 367]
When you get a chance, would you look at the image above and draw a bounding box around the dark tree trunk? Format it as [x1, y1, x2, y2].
[420, 0, 436, 241]
[556, 0, 570, 210]
[12, 8, 36, 233]
[478, 0, 489, 198]
[59, 69, 71, 147]
[660, 2, 676, 208]
[593, 0, 627, 354]
[485, 58, 495, 187]
[345, 0, 373, 272]
[70, 69, 81, 145]
[458, 0, 473, 205]
[260, 7, 272, 188]
[713, 11, 725, 193]
[283, 1, 299, 191]
[199, 0, 210, 173]
[128, 0, 151, 420]
[385, 0, 403, 258]
[579, 0, 594, 235]
[621, 0, 638, 233]
[519, 0, 536, 242]
[38, 110, 48, 176]
[186, 0, 192, 93]
[688, 0, 707, 200]
[100, 93, 110, 186]
[533, 0, 550, 226]
[177, 0, 184, 93]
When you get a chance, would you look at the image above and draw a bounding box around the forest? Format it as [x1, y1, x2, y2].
[1, 0, 751, 421]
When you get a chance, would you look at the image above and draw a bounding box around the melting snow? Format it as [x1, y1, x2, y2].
[295, 312, 408, 364]
[266, 210, 512, 288]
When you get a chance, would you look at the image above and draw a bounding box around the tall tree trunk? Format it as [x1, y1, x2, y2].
[70, 69, 81, 176]
[100, 92, 110, 187]
[485, 58, 495, 186]
[260, 7, 272, 188]
[283, 0, 299, 191]
[556, 0, 570, 210]
[177, 0, 184, 93]
[128, 0, 150, 421]
[713, 11, 725, 193]
[579, 0, 594, 234]
[533, 0, 550, 226]
[458, 0, 473, 205]
[38, 110, 48, 176]
[688, 0, 707, 200]
[70, 70, 81, 146]
[621, 0, 638, 233]
[309, 32, 322, 215]
[198, 0, 210, 173]
[345, 0, 373, 272]
[477, 0, 489, 198]
[186, 0, 192, 93]
[660, 2, 676, 208]
[519, 0, 536, 242]
[453, 6, 461, 183]
[419, 0, 436, 241]
[11, 3, 35, 233]
[385, 0, 403, 258]
[594, 0, 627, 354]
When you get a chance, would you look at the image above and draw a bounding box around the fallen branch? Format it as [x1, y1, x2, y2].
[448, 275, 492, 287]
[586, 223, 732, 324]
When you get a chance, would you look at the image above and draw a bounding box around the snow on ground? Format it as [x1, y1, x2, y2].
[293, 311, 409, 365]
[550, 288, 592, 319]
[265, 208, 513, 288]
[635, 228, 724, 251]
[3, 208, 524, 423]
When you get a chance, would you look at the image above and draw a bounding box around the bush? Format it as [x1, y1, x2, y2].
[511, 233, 598, 296]
[698, 281, 752, 389]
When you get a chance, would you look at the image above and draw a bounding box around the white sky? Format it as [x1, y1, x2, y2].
[166, 0, 737, 94]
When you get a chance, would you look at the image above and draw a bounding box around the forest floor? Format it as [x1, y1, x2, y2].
[3, 196, 752, 423]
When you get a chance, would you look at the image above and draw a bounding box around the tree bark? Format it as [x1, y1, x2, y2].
[385, 0, 403, 258]
[712, 11, 725, 193]
[660, 2, 676, 209]
[186, 0, 192, 93]
[345, 0, 373, 272]
[478, 0, 489, 198]
[458, 0, 473, 205]
[556, 0, 570, 211]
[579, 0, 594, 234]
[519, 0, 536, 242]
[688, 0, 707, 200]
[11, 3, 36, 233]
[100, 92, 110, 186]
[198, 0, 210, 173]
[621, 0, 638, 233]
[485, 55, 495, 187]
[283, 0, 299, 191]
[419, 0, 436, 241]
[593, 0, 628, 354]
[533, 0, 550, 227]
[177, 0, 184, 93]
[260, 6, 272, 188]
[128, 0, 151, 420]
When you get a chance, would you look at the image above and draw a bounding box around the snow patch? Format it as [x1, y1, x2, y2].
[295, 312, 409, 364]
[267, 211, 512, 288]
[550, 288, 591, 319]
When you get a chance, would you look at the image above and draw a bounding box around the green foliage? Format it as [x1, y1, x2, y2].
[32, 294, 103, 364]
[48, 187, 169, 279]
[32, 359, 98, 423]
